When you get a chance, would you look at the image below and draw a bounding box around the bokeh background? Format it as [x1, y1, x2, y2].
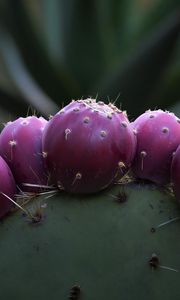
[0, 0, 179, 122]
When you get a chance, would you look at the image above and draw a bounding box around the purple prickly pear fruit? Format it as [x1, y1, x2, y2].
[0, 156, 16, 219]
[132, 109, 180, 185]
[0, 116, 48, 192]
[171, 145, 180, 203]
[42, 99, 136, 194]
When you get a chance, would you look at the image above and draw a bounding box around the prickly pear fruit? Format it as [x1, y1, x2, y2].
[171, 145, 180, 203]
[0, 156, 16, 219]
[1, 184, 180, 299]
[0, 116, 48, 192]
[132, 109, 180, 185]
[42, 99, 136, 194]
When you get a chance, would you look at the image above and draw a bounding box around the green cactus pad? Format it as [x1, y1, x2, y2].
[1, 183, 180, 300]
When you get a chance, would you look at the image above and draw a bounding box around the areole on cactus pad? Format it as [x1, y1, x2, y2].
[42, 99, 136, 194]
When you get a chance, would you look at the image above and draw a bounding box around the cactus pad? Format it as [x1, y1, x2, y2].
[0, 184, 180, 299]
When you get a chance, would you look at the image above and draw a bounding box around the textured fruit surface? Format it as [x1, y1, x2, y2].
[0, 156, 16, 218]
[42, 99, 136, 193]
[0, 184, 180, 300]
[0, 116, 48, 191]
[171, 145, 180, 203]
[132, 109, 180, 185]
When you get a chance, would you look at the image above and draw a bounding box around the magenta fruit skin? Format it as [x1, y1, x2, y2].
[171, 145, 180, 203]
[132, 109, 180, 185]
[0, 156, 16, 219]
[0, 116, 48, 192]
[42, 99, 136, 194]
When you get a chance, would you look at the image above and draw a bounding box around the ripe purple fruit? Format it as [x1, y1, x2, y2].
[42, 99, 136, 194]
[132, 109, 180, 185]
[0, 156, 16, 219]
[0, 116, 48, 192]
[171, 145, 180, 203]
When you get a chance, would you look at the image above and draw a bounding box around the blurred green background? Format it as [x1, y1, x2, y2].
[0, 0, 179, 121]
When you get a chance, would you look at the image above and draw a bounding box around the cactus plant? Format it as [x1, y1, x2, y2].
[132, 109, 180, 185]
[42, 99, 136, 193]
[0, 1, 179, 298]
[0, 116, 48, 192]
[0, 184, 180, 299]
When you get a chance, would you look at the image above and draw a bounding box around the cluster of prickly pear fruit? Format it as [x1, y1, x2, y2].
[1, 99, 180, 218]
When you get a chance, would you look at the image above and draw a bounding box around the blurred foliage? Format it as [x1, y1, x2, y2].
[0, 0, 179, 118]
